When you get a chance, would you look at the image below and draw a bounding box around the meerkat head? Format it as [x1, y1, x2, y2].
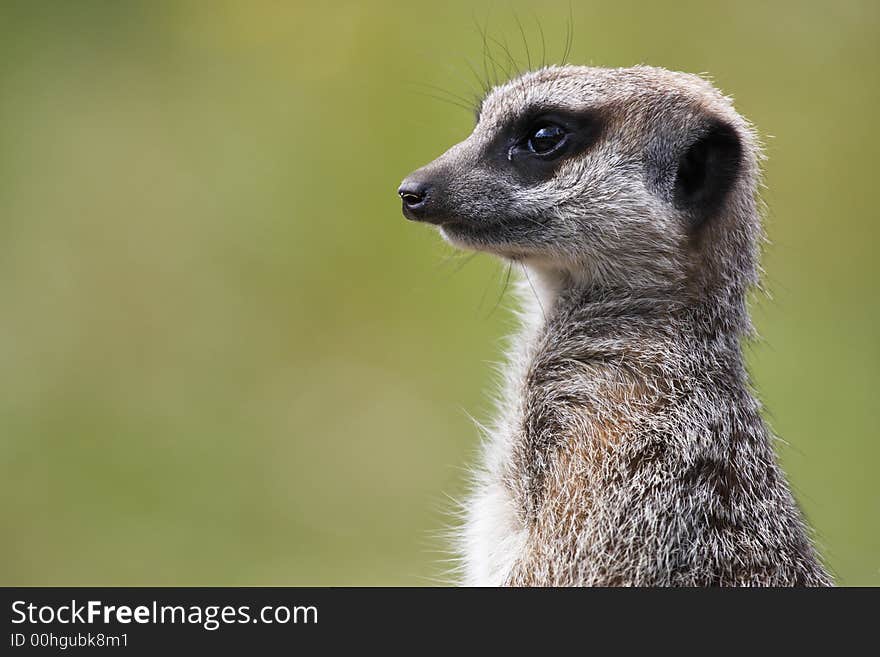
[399, 65, 761, 295]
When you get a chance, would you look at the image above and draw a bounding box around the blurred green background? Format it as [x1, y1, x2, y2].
[0, 0, 877, 586]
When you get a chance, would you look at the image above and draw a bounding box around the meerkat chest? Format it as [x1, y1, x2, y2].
[461, 329, 642, 584]
[462, 477, 528, 586]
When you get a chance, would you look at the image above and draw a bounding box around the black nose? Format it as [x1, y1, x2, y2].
[398, 179, 429, 209]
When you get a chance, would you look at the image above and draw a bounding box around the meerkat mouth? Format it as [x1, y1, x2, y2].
[439, 220, 537, 260]
[439, 218, 503, 240]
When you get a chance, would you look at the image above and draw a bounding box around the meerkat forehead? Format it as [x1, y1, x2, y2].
[477, 65, 748, 141]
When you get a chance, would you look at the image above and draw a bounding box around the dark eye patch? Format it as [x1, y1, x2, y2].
[482, 107, 605, 185]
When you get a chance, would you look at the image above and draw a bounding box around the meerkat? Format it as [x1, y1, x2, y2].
[398, 65, 832, 587]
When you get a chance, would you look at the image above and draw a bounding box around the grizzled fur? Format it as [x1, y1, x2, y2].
[400, 65, 832, 586]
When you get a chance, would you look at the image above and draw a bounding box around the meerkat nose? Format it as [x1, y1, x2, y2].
[398, 179, 428, 209]
[399, 171, 451, 224]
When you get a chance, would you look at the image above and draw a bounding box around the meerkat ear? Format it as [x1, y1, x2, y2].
[674, 119, 742, 228]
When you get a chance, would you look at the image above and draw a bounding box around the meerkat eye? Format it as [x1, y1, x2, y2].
[526, 124, 567, 155]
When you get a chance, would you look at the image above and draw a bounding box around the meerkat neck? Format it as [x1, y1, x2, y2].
[521, 260, 752, 344]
